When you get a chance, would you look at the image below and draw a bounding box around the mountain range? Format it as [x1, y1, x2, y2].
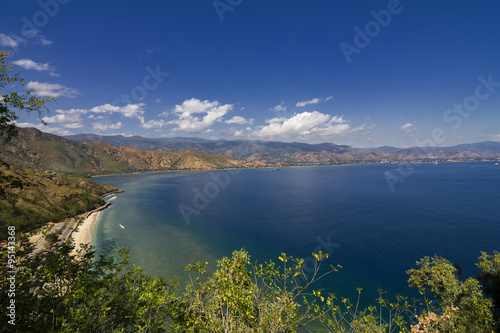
[64, 133, 403, 164]
[0, 127, 268, 176]
[65, 133, 500, 164]
[1, 128, 498, 178]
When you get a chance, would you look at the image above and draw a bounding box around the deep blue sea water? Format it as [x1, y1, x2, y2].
[92, 162, 500, 304]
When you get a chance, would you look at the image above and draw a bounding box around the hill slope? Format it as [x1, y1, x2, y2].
[0, 162, 117, 237]
[366, 141, 500, 160]
[1, 127, 264, 175]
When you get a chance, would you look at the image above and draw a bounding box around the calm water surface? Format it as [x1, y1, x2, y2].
[92, 162, 500, 303]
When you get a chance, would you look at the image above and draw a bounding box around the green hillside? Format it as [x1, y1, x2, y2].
[0, 162, 117, 238]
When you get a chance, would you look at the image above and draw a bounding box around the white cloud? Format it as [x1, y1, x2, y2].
[43, 126, 75, 136]
[401, 122, 417, 132]
[114, 104, 145, 119]
[39, 37, 53, 46]
[26, 81, 79, 98]
[13, 59, 59, 76]
[490, 134, 500, 142]
[90, 103, 146, 119]
[43, 108, 87, 124]
[296, 96, 333, 107]
[252, 111, 351, 139]
[14, 122, 45, 130]
[166, 98, 233, 134]
[92, 122, 123, 131]
[221, 128, 246, 137]
[39, 103, 151, 133]
[265, 117, 287, 124]
[140, 119, 167, 129]
[0, 33, 23, 47]
[271, 101, 286, 112]
[351, 123, 366, 132]
[15, 121, 74, 136]
[172, 98, 221, 115]
[296, 98, 319, 107]
[225, 116, 253, 125]
[330, 115, 345, 123]
[63, 122, 84, 129]
[89, 104, 118, 114]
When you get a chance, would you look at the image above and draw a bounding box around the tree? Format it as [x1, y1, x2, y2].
[477, 251, 500, 328]
[0, 50, 53, 143]
[407, 255, 496, 332]
[2, 234, 499, 332]
[172, 249, 339, 332]
[0, 50, 54, 234]
[0, 238, 178, 333]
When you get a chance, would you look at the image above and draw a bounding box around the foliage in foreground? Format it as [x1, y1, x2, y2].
[1, 234, 500, 332]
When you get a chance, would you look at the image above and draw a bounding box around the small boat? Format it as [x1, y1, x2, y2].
[119, 224, 125, 229]
[495, 163, 499, 167]
[271, 168, 281, 171]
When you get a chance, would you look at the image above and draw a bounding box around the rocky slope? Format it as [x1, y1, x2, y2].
[0, 127, 266, 175]
[66, 133, 500, 164]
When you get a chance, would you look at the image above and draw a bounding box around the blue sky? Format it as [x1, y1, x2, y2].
[1, 0, 499, 147]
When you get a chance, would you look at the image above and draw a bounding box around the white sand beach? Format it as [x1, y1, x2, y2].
[71, 211, 101, 255]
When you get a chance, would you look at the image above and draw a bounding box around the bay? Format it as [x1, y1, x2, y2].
[92, 162, 500, 303]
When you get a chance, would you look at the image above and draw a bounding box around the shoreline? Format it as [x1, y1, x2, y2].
[89, 160, 496, 179]
[70, 202, 111, 255]
[71, 211, 100, 255]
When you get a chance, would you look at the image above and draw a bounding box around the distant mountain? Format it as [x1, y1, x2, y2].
[65, 133, 353, 155]
[448, 141, 500, 154]
[65, 133, 500, 163]
[1, 127, 266, 176]
[367, 141, 500, 160]
[366, 146, 402, 154]
[65, 133, 408, 164]
[6, 129, 495, 173]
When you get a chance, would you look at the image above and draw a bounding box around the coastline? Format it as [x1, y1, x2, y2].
[70, 202, 112, 255]
[71, 211, 101, 255]
[87, 159, 490, 179]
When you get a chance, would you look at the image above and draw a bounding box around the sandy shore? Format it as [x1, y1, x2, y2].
[71, 211, 101, 255]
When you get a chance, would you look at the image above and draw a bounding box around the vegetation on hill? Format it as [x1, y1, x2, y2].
[1, 238, 499, 332]
[0, 127, 269, 176]
[0, 163, 117, 239]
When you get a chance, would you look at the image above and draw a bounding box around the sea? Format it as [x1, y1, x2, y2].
[92, 161, 500, 305]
